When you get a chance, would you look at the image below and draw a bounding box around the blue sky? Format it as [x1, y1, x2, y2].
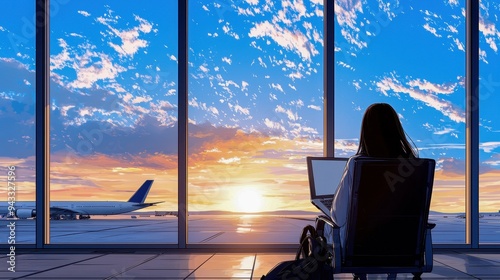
[188, 0, 324, 139]
[1, 0, 499, 212]
[332, 0, 500, 172]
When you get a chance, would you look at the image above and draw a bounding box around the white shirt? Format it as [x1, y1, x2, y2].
[330, 155, 361, 250]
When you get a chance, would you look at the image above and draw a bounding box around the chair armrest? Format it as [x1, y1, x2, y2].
[423, 223, 435, 272]
[316, 215, 340, 229]
[315, 215, 342, 272]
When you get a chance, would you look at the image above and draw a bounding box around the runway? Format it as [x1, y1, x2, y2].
[1, 213, 500, 244]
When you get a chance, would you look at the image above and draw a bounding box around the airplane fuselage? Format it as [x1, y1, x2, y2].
[0, 201, 152, 218]
[0, 180, 159, 219]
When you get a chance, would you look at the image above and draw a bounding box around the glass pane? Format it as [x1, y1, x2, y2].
[49, 0, 178, 243]
[479, 1, 500, 244]
[0, 0, 36, 244]
[334, 0, 466, 243]
[188, 0, 324, 243]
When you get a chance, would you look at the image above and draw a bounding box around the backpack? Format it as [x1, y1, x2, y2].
[261, 225, 333, 280]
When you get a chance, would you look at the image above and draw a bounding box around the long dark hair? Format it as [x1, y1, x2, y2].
[356, 103, 418, 158]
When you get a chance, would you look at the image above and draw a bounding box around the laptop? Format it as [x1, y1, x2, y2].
[306, 157, 349, 216]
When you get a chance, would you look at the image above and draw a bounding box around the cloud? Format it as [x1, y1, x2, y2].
[375, 74, 465, 123]
[271, 83, 284, 93]
[421, 123, 460, 138]
[436, 157, 465, 174]
[264, 118, 286, 132]
[48, 7, 178, 134]
[338, 61, 355, 71]
[434, 127, 457, 136]
[333, 0, 400, 50]
[189, 97, 220, 117]
[307, 104, 321, 111]
[0, 57, 36, 158]
[288, 71, 303, 80]
[246, 0, 259, 5]
[131, 95, 152, 104]
[446, 23, 459, 33]
[334, 139, 359, 154]
[291, 99, 304, 108]
[309, 0, 323, 5]
[484, 160, 500, 166]
[453, 38, 465, 52]
[480, 142, 500, 153]
[50, 39, 71, 70]
[248, 20, 318, 61]
[49, 114, 179, 156]
[69, 52, 127, 89]
[275, 105, 298, 121]
[218, 157, 241, 164]
[231, 104, 250, 116]
[43, 115, 500, 211]
[199, 65, 209, 73]
[419, 143, 465, 152]
[97, 15, 154, 58]
[241, 81, 249, 91]
[352, 81, 362, 91]
[78, 10, 91, 17]
[222, 57, 232, 65]
[238, 7, 255, 16]
[222, 22, 240, 40]
[418, 7, 468, 56]
[479, 10, 500, 53]
[407, 79, 456, 94]
[257, 57, 267, 68]
[335, 0, 363, 30]
[423, 23, 442, 37]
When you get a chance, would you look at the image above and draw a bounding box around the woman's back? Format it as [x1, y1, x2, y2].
[331, 103, 418, 250]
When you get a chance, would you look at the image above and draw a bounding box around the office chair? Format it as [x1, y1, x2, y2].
[315, 157, 436, 280]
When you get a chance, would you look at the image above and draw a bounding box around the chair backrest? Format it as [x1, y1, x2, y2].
[343, 157, 435, 268]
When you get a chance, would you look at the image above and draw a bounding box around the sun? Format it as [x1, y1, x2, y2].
[235, 188, 263, 213]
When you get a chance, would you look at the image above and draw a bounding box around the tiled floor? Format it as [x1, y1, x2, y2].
[1, 250, 499, 279]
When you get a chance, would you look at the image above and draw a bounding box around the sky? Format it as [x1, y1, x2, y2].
[0, 0, 499, 214]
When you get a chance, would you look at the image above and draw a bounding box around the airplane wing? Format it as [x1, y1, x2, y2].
[131, 201, 164, 207]
[49, 207, 84, 216]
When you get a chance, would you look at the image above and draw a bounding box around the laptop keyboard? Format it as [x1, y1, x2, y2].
[320, 198, 333, 210]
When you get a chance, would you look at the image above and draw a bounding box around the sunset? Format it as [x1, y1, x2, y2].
[5, 135, 500, 214]
[1, 1, 500, 279]
[1, 0, 499, 246]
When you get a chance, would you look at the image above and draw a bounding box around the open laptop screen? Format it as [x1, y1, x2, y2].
[307, 157, 348, 198]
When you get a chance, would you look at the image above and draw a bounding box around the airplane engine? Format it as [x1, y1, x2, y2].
[16, 209, 36, 219]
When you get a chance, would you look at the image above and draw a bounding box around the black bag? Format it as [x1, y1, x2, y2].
[261, 225, 333, 280]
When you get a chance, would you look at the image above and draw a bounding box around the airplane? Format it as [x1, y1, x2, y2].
[0, 180, 162, 220]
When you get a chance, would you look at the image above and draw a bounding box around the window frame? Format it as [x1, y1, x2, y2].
[22, 0, 488, 250]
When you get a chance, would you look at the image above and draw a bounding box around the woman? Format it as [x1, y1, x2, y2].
[330, 103, 418, 248]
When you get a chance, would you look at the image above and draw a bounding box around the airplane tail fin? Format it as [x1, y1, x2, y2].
[128, 180, 154, 203]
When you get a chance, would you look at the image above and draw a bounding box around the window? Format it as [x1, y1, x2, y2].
[49, 0, 178, 243]
[334, 0, 467, 243]
[479, 1, 500, 244]
[7, 0, 498, 249]
[0, 0, 36, 244]
[187, 0, 324, 243]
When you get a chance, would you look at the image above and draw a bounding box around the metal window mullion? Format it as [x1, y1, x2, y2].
[35, 0, 50, 247]
[324, 0, 335, 157]
[178, 0, 188, 249]
[465, 0, 479, 248]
